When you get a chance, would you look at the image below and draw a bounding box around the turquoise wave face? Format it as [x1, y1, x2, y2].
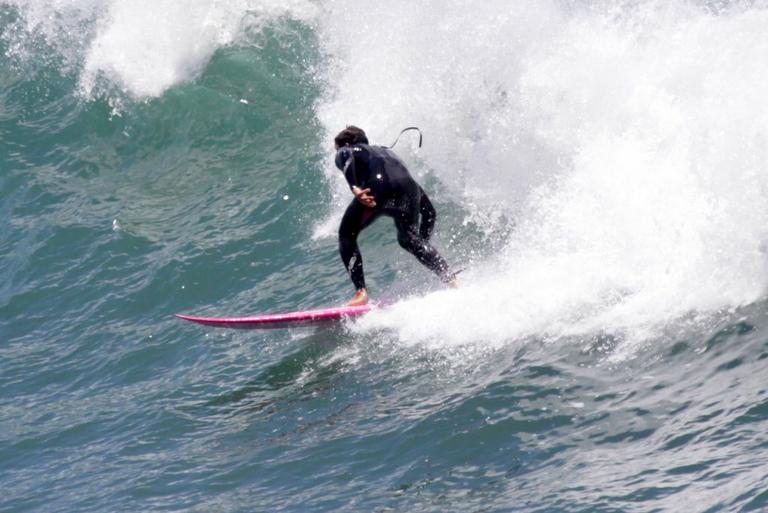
[2, 15, 334, 317]
[3, 3, 768, 513]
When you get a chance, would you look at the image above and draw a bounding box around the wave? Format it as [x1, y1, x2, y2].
[2, 0, 317, 100]
[5, 0, 768, 351]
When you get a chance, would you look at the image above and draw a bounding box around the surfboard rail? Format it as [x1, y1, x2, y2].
[175, 304, 373, 329]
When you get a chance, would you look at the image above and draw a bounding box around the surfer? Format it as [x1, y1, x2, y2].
[334, 126, 455, 306]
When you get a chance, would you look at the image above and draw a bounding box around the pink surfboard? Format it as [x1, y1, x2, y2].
[175, 304, 373, 330]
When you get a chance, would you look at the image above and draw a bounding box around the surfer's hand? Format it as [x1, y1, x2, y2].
[352, 186, 377, 207]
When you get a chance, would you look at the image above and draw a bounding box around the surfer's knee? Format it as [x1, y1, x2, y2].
[419, 191, 436, 219]
[397, 230, 426, 256]
[339, 234, 356, 257]
[338, 223, 358, 243]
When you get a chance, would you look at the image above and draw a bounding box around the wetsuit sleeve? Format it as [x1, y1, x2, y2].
[334, 147, 359, 189]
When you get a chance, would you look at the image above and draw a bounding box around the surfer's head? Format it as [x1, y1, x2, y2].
[334, 126, 368, 149]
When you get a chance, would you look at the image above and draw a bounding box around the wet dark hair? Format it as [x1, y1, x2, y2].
[334, 125, 369, 147]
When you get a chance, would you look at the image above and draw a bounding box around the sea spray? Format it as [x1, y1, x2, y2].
[3, 0, 318, 100]
[315, 1, 768, 349]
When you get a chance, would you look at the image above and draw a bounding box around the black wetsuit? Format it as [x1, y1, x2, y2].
[335, 143, 451, 290]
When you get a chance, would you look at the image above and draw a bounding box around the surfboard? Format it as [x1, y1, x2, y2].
[175, 304, 373, 330]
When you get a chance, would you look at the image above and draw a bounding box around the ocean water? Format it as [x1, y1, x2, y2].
[2, 1, 768, 512]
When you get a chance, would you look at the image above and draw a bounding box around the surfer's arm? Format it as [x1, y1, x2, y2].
[335, 147, 360, 189]
[336, 147, 376, 207]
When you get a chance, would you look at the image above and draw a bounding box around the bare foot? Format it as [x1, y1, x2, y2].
[445, 269, 462, 289]
[346, 288, 369, 306]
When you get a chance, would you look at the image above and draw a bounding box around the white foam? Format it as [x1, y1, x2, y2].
[316, 1, 768, 351]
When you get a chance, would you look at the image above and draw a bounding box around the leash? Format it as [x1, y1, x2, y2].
[387, 127, 422, 149]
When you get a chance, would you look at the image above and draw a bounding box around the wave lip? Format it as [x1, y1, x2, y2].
[4, 0, 319, 100]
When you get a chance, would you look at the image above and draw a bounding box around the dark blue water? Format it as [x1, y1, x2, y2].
[2, 2, 768, 512]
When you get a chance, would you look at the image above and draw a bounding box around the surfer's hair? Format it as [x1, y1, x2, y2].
[335, 126, 369, 147]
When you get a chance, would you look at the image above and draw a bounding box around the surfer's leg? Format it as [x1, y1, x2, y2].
[339, 200, 380, 291]
[418, 187, 437, 241]
[392, 208, 452, 283]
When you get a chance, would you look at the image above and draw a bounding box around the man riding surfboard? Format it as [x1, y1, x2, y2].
[334, 126, 456, 306]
